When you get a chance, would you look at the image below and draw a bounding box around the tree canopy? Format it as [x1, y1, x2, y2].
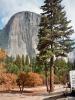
[37, 0, 75, 92]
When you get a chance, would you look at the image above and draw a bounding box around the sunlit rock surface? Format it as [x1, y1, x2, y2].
[0, 11, 40, 58]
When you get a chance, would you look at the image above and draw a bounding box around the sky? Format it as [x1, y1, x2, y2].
[0, 0, 43, 29]
[0, 0, 75, 38]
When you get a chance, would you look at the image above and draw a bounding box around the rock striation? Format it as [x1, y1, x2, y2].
[0, 11, 40, 58]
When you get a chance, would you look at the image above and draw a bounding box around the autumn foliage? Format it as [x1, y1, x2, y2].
[0, 73, 17, 91]
[0, 49, 6, 61]
[26, 72, 43, 87]
[16, 72, 43, 92]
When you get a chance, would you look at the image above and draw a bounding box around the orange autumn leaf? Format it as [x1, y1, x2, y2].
[0, 48, 6, 60]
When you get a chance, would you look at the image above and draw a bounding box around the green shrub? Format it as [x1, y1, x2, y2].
[22, 65, 31, 72]
[6, 63, 19, 74]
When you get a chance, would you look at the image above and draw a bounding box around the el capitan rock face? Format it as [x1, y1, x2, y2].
[0, 11, 40, 58]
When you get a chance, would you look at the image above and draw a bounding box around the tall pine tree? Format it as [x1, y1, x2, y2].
[37, 0, 75, 92]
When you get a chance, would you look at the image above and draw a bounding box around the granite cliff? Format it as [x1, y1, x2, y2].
[0, 11, 40, 58]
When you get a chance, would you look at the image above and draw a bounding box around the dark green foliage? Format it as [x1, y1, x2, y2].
[22, 65, 31, 72]
[6, 63, 19, 74]
[20, 55, 31, 72]
[25, 55, 30, 65]
[14, 55, 28, 72]
[55, 59, 68, 76]
[14, 55, 31, 72]
[5, 55, 31, 74]
[5, 56, 14, 64]
[30, 57, 45, 74]
[67, 60, 73, 70]
[21, 55, 30, 72]
[5, 56, 20, 74]
[54, 59, 73, 84]
[38, 0, 74, 59]
[14, 55, 22, 68]
[37, 0, 75, 92]
[22, 54, 25, 67]
[32, 65, 44, 74]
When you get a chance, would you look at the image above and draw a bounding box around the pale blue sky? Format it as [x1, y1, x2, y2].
[0, 0, 75, 39]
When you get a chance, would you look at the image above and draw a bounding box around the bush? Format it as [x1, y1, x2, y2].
[16, 72, 27, 93]
[0, 77, 5, 85]
[26, 72, 43, 87]
[16, 72, 43, 93]
[0, 73, 17, 90]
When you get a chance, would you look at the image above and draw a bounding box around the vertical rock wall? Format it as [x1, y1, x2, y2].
[0, 11, 40, 58]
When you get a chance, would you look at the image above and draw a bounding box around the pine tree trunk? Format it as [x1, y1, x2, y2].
[49, 57, 54, 92]
[50, 65, 54, 92]
[45, 65, 49, 92]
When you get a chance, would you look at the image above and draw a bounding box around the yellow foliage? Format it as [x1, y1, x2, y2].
[0, 48, 6, 60]
[0, 73, 17, 91]
[17, 72, 43, 88]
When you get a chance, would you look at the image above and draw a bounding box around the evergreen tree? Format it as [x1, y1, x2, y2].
[54, 59, 69, 83]
[6, 63, 19, 74]
[22, 54, 25, 67]
[14, 55, 21, 68]
[25, 55, 30, 65]
[5, 56, 14, 64]
[37, 0, 75, 92]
